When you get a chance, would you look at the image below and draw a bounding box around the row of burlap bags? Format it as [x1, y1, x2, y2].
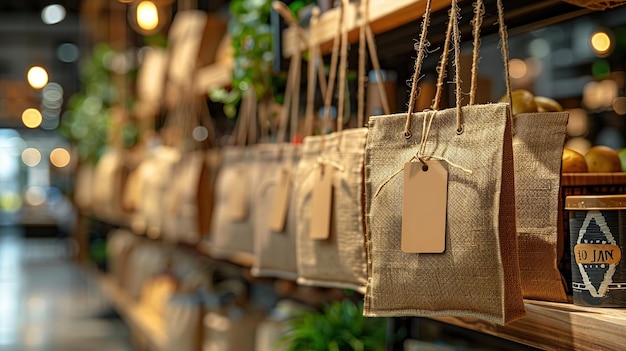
[73, 8, 228, 243]
[207, 0, 390, 292]
[78, 98, 221, 246]
[208, 0, 571, 326]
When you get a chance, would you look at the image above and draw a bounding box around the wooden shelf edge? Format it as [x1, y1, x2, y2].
[98, 275, 167, 350]
[436, 300, 626, 350]
[561, 172, 626, 187]
[282, 0, 451, 57]
[196, 241, 255, 268]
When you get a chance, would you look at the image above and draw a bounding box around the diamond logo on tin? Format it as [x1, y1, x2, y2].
[574, 210, 622, 298]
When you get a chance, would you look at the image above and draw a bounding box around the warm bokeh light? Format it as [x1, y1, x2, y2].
[613, 97, 626, 115]
[22, 148, 42, 167]
[591, 31, 612, 56]
[583, 80, 618, 110]
[137, 1, 159, 31]
[50, 148, 71, 168]
[27, 66, 48, 89]
[509, 59, 527, 79]
[21, 108, 43, 129]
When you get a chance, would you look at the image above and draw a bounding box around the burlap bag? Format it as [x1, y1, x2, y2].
[513, 112, 569, 301]
[251, 16, 302, 278]
[140, 145, 182, 239]
[296, 129, 369, 292]
[210, 146, 259, 260]
[363, 0, 524, 325]
[162, 150, 208, 243]
[466, 0, 571, 302]
[209, 91, 259, 262]
[252, 143, 300, 279]
[92, 148, 125, 222]
[295, 0, 385, 292]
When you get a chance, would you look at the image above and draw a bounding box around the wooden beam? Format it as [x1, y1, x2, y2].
[282, 0, 451, 57]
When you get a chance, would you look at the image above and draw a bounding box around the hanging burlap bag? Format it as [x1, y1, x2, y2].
[363, 0, 524, 325]
[295, 0, 391, 293]
[209, 90, 260, 262]
[251, 7, 303, 278]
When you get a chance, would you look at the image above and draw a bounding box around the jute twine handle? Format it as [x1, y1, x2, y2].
[274, 1, 304, 143]
[404, 0, 433, 139]
[336, 0, 350, 133]
[406, 0, 512, 137]
[357, 0, 391, 128]
[230, 87, 258, 146]
[304, 7, 322, 137]
[467, 0, 513, 127]
[321, 0, 345, 133]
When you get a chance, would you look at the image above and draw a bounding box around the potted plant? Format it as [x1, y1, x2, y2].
[279, 299, 388, 351]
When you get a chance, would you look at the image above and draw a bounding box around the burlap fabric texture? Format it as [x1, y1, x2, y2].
[364, 104, 525, 325]
[513, 112, 569, 301]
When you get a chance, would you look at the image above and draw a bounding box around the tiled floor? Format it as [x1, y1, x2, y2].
[0, 226, 134, 351]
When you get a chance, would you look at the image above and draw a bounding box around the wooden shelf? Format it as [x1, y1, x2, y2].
[562, 172, 626, 187]
[437, 300, 626, 350]
[99, 275, 167, 351]
[282, 0, 451, 57]
[196, 241, 255, 268]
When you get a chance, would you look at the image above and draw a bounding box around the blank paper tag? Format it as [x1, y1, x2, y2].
[227, 167, 249, 221]
[309, 164, 334, 240]
[268, 169, 292, 232]
[402, 160, 448, 253]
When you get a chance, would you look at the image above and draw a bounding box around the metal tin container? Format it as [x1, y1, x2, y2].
[566, 195, 626, 307]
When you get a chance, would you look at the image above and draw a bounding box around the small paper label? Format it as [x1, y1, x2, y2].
[402, 160, 448, 253]
[310, 164, 334, 240]
[227, 167, 249, 221]
[574, 244, 621, 265]
[269, 169, 292, 232]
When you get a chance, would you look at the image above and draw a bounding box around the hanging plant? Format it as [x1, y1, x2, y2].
[60, 43, 139, 164]
[59, 43, 116, 164]
[211, 0, 274, 117]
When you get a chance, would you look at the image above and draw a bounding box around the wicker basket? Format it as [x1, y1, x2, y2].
[562, 0, 626, 10]
[558, 173, 626, 293]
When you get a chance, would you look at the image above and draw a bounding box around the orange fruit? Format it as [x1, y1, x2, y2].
[584, 145, 622, 173]
[562, 148, 588, 173]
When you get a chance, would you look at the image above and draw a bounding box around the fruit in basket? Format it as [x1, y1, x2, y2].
[584, 145, 622, 172]
[562, 148, 588, 173]
[534, 96, 564, 112]
[499, 89, 537, 115]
